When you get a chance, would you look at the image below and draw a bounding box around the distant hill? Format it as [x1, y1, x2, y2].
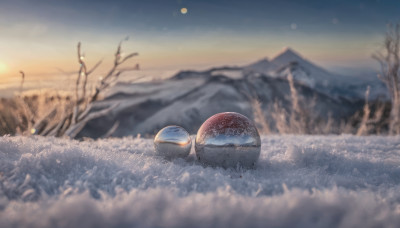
[245, 47, 388, 101]
[77, 47, 389, 138]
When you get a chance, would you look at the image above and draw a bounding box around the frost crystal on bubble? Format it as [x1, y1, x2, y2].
[195, 112, 261, 168]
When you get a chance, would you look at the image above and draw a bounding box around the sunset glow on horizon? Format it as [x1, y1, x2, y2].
[0, 0, 399, 80]
[0, 62, 7, 75]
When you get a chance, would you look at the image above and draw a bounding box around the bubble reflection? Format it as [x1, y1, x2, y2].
[154, 125, 192, 159]
[195, 112, 261, 168]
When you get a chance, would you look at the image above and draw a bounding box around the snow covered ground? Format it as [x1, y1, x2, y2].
[1, 135, 400, 228]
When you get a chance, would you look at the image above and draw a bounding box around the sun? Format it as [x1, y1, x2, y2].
[0, 62, 7, 74]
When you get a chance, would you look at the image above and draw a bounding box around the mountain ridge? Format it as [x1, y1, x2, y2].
[76, 47, 387, 138]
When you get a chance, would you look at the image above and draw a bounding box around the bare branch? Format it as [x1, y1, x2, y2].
[120, 52, 139, 65]
[4, 38, 139, 138]
[19, 71, 25, 95]
[87, 59, 103, 75]
[101, 121, 120, 138]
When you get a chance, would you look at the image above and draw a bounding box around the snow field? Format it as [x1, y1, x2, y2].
[1, 135, 400, 227]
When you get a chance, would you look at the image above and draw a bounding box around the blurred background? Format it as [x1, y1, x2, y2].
[1, 0, 400, 137]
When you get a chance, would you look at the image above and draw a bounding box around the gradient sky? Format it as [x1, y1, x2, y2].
[0, 0, 399, 81]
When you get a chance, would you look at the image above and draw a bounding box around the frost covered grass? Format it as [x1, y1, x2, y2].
[1, 135, 400, 227]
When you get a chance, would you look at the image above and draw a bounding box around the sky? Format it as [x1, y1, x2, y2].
[0, 0, 399, 82]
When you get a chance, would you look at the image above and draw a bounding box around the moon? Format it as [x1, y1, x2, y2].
[180, 8, 188, 14]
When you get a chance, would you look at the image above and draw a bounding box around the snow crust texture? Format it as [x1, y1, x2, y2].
[1, 135, 400, 228]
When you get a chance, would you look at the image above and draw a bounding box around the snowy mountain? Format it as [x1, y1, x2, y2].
[245, 48, 334, 85]
[76, 47, 387, 138]
[78, 71, 359, 138]
[244, 58, 277, 74]
[245, 48, 388, 101]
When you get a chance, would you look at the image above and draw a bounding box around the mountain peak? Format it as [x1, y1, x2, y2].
[244, 47, 335, 84]
[270, 47, 309, 69]
[272, 47, 303, 62]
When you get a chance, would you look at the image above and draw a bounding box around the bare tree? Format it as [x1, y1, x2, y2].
[373, 24, 400, 135]
[29, 39, 139, 138]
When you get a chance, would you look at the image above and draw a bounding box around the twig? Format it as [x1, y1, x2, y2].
[19, 71, 25, 95]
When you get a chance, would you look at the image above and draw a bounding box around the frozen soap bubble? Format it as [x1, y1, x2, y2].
[195, 112, 261, 168]
[154, 125, 192, 159]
